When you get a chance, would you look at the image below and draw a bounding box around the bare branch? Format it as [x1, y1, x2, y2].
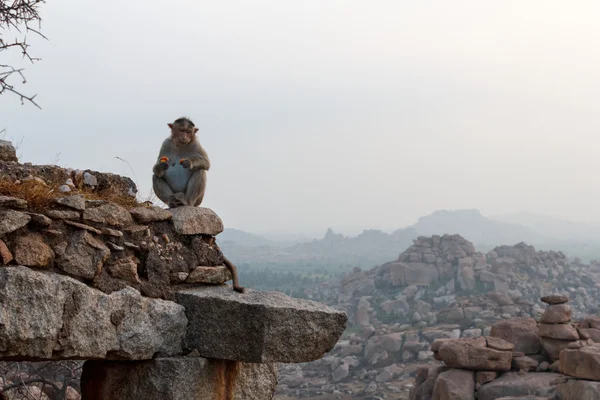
[0, 0, 46, 108]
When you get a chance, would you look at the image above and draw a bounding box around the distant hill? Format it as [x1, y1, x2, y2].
[219, 228, 277, 248]
[410, 209, 546, 248]
[221, 209, 600, 267]
[493, 212, 600, 243]
[287, 227, 418, 267]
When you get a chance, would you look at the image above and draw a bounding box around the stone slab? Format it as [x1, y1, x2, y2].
[175, 286, 347, 363]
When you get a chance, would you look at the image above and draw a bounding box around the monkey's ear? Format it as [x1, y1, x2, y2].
[193, 127, 199, 134]
[167, 123, 174, 129]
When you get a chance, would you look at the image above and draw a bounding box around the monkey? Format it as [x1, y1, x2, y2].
[206, 236, 245, 293]
[152, 117, 210, 208]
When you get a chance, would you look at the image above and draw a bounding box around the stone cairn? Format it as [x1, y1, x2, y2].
[0, 141, 348, 399]
[411, 294, 600, 400]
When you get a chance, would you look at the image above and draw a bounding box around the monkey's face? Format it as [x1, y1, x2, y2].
[169, 123, 198, 147]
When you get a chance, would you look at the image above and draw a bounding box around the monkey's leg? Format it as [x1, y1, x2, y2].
[152, 175, 175, 204]
[185, 170, 207, 207]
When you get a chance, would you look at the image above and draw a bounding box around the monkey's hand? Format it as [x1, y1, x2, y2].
[153, 161, 169, 177]
[180, 158, 192, 169]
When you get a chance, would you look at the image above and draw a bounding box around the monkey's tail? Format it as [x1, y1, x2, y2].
[214, 243, 245, 293]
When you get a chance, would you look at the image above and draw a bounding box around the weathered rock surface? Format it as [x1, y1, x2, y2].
[477, 372, 566, 400]
[541, 337, 573, 361]
[82, 200, 133, 226]
[436, 338, 512, 371]
[47, 209, 81, 220]
[512, 355, 539, 371]
[541, 304, 571, 324]
[556, 379, 600, 400]
[0, 239, 13, 264]
[56, 194, 86, 211]
[0, 140, 18, 162]
[81, 358, 278, 400]
[175, 286, 347, 363]
[0, 195, 27, 209]
[186, 266, 232, 284]
[541, 295, 569, 305]
[432, 369, 475, 400]
[0, 209, 30, 236]
[538, 323, 579, 340]
[11, 232, 54, 267]
[0, 266, 187, 360]
[559, 345, 600, 380]
[129, 206, 173, 223]
[170, 207, 224, 235]
[491, 318, 541, 354]
[58, 230, 110, 280]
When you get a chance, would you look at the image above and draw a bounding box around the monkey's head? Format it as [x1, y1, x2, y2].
[168, 117, 199, 147]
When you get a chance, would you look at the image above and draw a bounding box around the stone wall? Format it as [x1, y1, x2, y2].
[0, 142, 348, 399]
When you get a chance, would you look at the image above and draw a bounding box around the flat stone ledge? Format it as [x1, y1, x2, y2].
[81, 357, 278, 400]
[175, 286, 347, 363]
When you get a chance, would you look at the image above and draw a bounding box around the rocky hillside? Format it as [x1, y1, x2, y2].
[0, 140, 347, 400]
[275, 234, 600, 399]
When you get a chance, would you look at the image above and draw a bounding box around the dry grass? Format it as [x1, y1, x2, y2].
[0, 177, 140, 213]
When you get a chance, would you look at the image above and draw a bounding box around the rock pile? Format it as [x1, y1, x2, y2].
[539, 295, 581, 361]
[410, 296, 600, 400]
[0, 144, 348, 400]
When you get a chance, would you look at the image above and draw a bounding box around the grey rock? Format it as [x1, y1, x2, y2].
[26, 212, 52, 226]
[81, 358, 277, 400]
[0, 195, 27, 210]
[0, 266, 187, 360]
[129, 206, 173, 223]
[0, 140, 18, 162]
[56, 194, 86, 211]
[47, 209, 80, 220]
[0, 209, 30, 236]
[57, 230, 110, 280]
[332, 363, 349, 382]
[185, 266, 232, 284]
[175, 286, 347, 363]
[170, 206, 224, 235]
[83, 200, 133, 226]
[83, 171, 98, 186]
[64, 220, 103, 235]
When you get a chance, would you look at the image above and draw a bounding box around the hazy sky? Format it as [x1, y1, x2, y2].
[3, 1, 600, 236]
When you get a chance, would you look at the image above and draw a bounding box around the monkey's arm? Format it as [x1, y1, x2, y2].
[183, 143, 211, 171]
[188, 156, 210, 171]
[152, 143, 169, 178]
